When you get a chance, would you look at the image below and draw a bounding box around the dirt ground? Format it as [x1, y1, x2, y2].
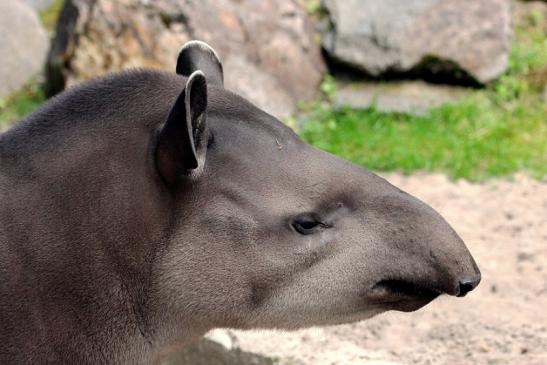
[226, 173, 547, 365]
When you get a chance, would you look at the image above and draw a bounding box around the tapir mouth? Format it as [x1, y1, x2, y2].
[370, 279, 442, 312]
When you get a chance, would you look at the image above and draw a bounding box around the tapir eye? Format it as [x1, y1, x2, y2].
[291, 215, 327, 235]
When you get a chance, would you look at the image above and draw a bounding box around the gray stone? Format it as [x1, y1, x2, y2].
[322, 0, 512, 84]
[162, 331, 277, 365]
[46, 0, 326, 118]
[23, 0, 56, 11]
[333, 81, 469, 115]
[163, 330, 306, 365]
[163, 339, 275, 365]
[0, 1, 49, 98]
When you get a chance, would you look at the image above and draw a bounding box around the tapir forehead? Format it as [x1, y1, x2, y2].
[207, 86, 300, 145]
[201, 88, 402, 212]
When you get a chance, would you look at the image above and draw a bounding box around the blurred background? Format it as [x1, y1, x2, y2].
[0, 0, 545, 364]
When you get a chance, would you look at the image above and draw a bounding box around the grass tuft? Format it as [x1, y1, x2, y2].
[0, 82, 46, 131]
[40, 0, 65, 32]
[301, 95, 546, 181]
[299, 6, 547, 181]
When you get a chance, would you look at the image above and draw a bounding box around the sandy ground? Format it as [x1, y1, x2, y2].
[223, 173, 547, 365]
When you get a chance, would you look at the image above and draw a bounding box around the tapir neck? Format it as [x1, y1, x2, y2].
[0, 114, 178, 364]
[0, 71, 206, 363]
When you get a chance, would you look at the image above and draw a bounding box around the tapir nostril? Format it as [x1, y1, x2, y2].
[456, 276, 481, 297]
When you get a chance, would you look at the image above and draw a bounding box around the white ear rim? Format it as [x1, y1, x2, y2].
[178, 40, 222, 64]
[176, 40, 224, 87]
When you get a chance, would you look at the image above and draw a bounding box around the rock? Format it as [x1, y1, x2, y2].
[23, 0, 56, 11]
[333, 81, 469, 115]
[46, 0, 326, 118]
[321, 0, 512, 84]
[162, 330, 278, 365]
[0, 1, 49, 98]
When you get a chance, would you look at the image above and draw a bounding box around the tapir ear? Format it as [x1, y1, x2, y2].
[176, 40, 224, 87]
[156, 71, 208, 184]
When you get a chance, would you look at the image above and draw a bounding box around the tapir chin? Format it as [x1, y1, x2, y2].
[0, 41, 480, 364]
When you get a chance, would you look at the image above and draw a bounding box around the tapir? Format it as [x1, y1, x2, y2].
[0, 41, 481, 364]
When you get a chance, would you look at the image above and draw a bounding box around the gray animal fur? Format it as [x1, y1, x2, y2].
[0, 42, 480, 364]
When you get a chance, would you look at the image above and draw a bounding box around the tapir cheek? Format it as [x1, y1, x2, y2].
[319, 229, 339, 247]
[297, 228, 339, 252]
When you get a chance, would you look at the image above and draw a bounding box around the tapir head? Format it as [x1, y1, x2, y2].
[153, 41, 480, 333]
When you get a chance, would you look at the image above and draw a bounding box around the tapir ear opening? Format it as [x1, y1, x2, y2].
[156, 71, 208, 185]
[176, 40, 224, 87]
[185, 71, 207, 148]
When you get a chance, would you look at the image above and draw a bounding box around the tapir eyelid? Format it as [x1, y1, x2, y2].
[291, 214, 329, 235]
[319, 221, 330, 228]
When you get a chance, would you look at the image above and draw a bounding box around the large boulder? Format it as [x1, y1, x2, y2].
[0, 1, 49, 98]
[46, 0, 326, 118]
[321, 0, 512, 84]
[333, 81, 468, 115]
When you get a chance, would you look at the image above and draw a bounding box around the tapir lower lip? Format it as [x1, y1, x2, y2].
[374, 279, 441, 297]
[369, 279, 442, 312]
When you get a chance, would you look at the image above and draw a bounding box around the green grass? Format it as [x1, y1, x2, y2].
[0, 82, 46, 130]
[40, 0, 65, 32]
[301, 96, 546, 181]
[299, 7, 547, 181]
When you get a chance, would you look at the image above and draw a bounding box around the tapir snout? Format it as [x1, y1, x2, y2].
[361, 187, 481, 306]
